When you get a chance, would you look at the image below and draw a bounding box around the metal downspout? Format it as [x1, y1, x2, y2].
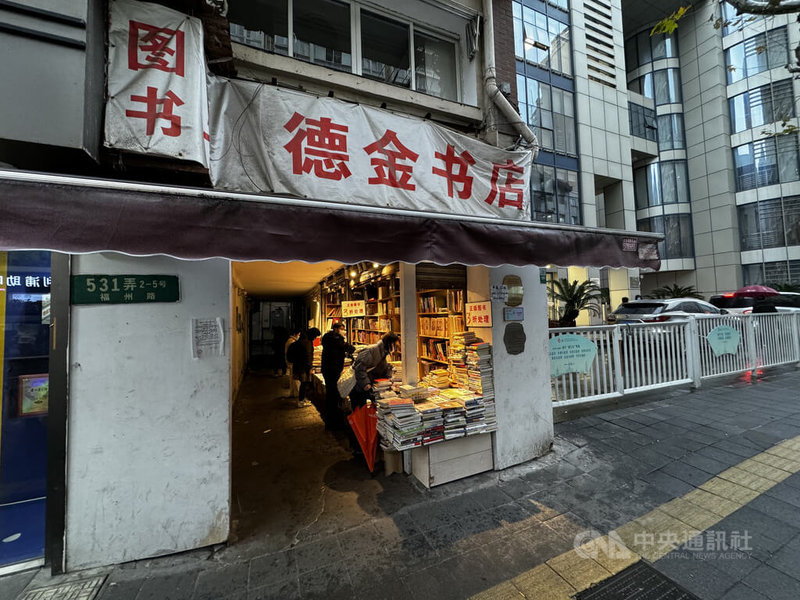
[482, 0, 540, 159]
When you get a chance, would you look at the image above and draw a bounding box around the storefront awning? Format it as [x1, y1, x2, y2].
[0, 171, 661, 269]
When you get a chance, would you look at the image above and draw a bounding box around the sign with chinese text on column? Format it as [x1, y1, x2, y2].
[342, 300, 366, 318]
[105, 0, 209, 167]
[207, 79, 532, 221]
[71, 275, 180, 304]
[466, 301, 492, 327]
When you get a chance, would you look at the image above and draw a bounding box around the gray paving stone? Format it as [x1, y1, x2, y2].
[682, 452, 729, 476]
[748, 494, 800, 528]
[659, 460, 712, 487]
[638, 470, 695, 498]
[192, 563, 249, 600]
[297, 560, 354, 600]
[765, 482, 800, 509]
[248, 578, 301, 600]
[0, 569, 36, 600]
[654, 553, 739, 599]
[696, 445, 746, 467]
[137, 571, 199, 600]
[720, 583, 771, 600]
[96, 577, 144, 600]
[248, 550, 296, 587]
[292, 534, 344, 573]
[742, 564, 800, 600]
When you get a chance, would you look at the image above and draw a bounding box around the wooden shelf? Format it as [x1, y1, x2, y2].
[420, 357, 448, 364]
[418, 312, 451, 316]
[419, 334, 449, 340]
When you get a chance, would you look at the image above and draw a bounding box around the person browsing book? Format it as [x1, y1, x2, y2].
[350, 333, 399, 410]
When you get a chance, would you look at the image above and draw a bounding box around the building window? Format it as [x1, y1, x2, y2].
[634, 160, 690, 208]
[657, 113, 685, 151]
[738, 195, 800, 250]
[637, 214, 694, 259]
[361, 11, 409, 86]
[625, 30, 678, 70]
[517, 76, 576, 156]
[629, 68, 681, 105]
[512, 2, 572, 77]
[733, 136, 800, 191]
[531, 165, 580, 224]
[743, 260, 800, 285]
[729, 79, 795, 134]
[629, 103, 657, 141]
[228, 0, 458, 101]
[726, 27, 788, 84]
[721, 1, 760, 36]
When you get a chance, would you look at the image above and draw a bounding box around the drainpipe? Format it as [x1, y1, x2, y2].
[482, 0, 539, 160]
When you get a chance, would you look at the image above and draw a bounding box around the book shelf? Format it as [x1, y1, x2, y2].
[345, 266, 401, 361]
[417, 289, 465, 379]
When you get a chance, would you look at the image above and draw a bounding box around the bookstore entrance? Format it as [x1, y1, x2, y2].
[227, 259, 503, 555]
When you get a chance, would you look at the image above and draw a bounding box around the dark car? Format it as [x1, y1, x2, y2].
[709, 292, 800, 314]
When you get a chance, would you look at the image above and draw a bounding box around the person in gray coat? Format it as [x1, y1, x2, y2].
[350, 333, 399, 410]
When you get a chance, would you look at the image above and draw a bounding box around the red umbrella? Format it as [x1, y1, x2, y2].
[733, 285, 779, 297]
[347, 403, 379, 472]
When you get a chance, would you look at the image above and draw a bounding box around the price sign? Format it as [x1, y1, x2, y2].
[342, 300, 366, 317]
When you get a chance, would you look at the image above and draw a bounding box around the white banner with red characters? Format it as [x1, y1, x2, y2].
[207, 78, 533, 221]
[105, 0, 209, 167]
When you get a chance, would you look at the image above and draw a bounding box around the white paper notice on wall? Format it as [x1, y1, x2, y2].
[192, 317, 224, 359]
[490, 284, 508, 302]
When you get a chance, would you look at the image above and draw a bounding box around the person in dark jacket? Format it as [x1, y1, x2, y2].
[350, 332, 399, 410]
[288, 327, 320, 408]
[320, 322, 355, 429]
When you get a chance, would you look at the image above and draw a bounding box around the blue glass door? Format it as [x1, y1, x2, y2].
[0, 251, 51, 568]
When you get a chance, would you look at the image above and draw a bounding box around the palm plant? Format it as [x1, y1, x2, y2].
[549, 278, 603, 320]
[649, 284, 703, 300]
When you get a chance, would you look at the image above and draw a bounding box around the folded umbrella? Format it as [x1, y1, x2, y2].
[347, 403, 379, 472]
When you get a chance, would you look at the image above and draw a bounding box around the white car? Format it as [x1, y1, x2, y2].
[607, 298, 725, 324]
[709, 292, 800, 314]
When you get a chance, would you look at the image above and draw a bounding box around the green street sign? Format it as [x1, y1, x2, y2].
[71, 275, 180, 305]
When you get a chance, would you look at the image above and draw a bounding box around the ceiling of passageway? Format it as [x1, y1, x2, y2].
[621, 0, 687, 36]
[232, 260, 343, 298]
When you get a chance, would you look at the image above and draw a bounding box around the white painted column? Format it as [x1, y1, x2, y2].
[489, 265, 553, 470]
[66, 254, 231, 570]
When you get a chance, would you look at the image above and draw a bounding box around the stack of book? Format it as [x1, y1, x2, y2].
[397, 383, 428, 402]
[464, 395, 487, 435]
[376, 397, 424, 450]
[414, 400, 445, 444]
[449, 331, 477, 386]
[437, 400, 466, 440]
[389, 361, 403, 384]
[373, 378, 396, 400]
[423, 368, 450, 389]
[466, 343, 494, 401]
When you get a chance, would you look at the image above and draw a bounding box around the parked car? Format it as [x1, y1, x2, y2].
[709, 292, 800, 314]
[607, 298, 725, 324]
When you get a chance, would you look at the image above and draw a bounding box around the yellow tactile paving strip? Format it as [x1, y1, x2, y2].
[471, 434, 800, 599]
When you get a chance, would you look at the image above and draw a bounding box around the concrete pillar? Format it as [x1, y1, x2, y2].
[489, 265, 553, 470]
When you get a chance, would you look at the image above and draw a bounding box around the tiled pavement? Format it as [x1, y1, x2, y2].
[4, 366, 800, 599]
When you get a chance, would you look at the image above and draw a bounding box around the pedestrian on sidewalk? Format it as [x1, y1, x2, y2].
[320, 322, 355, 429]
[287, 327, 320, 408]
[284, 328, 300, 396]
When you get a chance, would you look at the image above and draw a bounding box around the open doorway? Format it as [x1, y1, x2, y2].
[228, 259, 392, 557]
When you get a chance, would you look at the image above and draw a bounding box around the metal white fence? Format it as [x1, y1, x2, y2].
[549, 313, 800, 408]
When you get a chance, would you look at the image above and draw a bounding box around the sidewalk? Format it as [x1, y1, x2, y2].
[4, 365, 800, 600]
